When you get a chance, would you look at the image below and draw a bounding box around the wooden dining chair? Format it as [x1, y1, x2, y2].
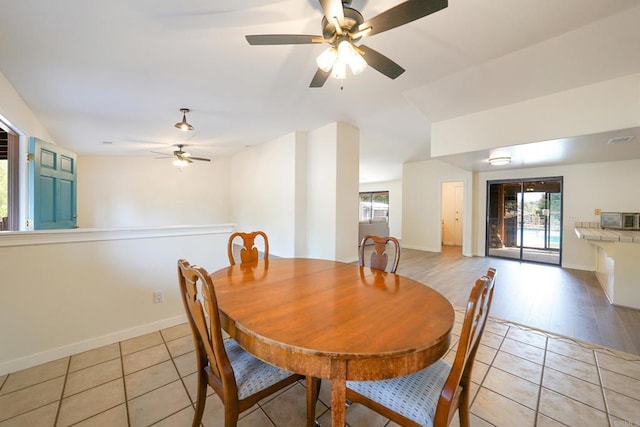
[177, 259, 315, 427]
[359, 234, 401, 273]
[227, 230, 269, 265]
[346, 267, 497, 427]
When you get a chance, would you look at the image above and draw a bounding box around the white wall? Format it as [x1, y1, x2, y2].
[294, 132, 308, 257]
[78, 156, 231, 228]
[306, 124, 337, 259]
[230, 132, 299, 257]
[359, 180, 403, 240]
[305, 122, 360, 262]
[334, 122, 359, 262]
[0, 226, 232, 375]
[431, 73, 640, 157]
[402, 160, 473, 255]
[475, 158, 640, 270]
[0, 71, 52, 142]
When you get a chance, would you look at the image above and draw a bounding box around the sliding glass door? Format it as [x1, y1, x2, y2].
[487, 177, 562, 265]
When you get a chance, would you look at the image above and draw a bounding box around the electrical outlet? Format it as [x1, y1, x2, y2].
[153, 290, 164, 303]
[594, 208, 601, 215]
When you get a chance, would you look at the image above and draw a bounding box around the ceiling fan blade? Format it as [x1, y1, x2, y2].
[359, 0, 447, 37]
[319, 0, 345, 26]
[359, 45, 405, 79]
[246, 34, 321, 45]
[189, 156, 211, 162]
[309, 68, 331, 88]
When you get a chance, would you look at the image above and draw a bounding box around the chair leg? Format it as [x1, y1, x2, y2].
[458, 388, 471, 427]
[192, 373, 208, 427]
[306, 377, 321, 427]
[225, 410, 239, 427]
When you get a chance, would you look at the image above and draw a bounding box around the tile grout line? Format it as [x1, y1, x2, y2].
[533, 332, 548, 425]
[118, 341, 132, 427]
[490, 315, 640, 362]
[594, 351, 613, 427]
[158, 329, 198, 426]
[52, 356, 71, 426]
[468, 323, 507, 427]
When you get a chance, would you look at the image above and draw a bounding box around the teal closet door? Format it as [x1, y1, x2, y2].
[28, 137, 77, 229]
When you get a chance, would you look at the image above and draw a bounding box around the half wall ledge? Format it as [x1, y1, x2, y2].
[575, 224, 640, 309]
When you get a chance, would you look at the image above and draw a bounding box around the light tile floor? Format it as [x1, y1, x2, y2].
[1, 309, 639, 426]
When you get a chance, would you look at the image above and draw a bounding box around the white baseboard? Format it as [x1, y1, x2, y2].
[561, 263, 595, 271]
[401, 244, 442, 253]
[0, 315, 188, 376]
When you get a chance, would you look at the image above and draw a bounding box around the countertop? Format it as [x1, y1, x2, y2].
[574, 223, 640, 243]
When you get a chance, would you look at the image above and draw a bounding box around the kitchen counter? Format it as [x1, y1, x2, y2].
[574, 223, 640, 309]
[574, 224, 640, 243]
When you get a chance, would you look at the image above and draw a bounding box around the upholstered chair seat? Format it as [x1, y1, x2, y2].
[347, 360, 451, 427]
[225, 339, 296, 400]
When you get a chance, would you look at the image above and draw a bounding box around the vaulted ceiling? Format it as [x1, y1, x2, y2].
[1, 0, 639, 182]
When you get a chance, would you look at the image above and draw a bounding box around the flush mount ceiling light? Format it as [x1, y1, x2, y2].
[488, 156, 511, 166]
[174, 108, 194, 131]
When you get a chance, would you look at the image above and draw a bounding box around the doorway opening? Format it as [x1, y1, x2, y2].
[486, 177, 562, 265]
[441, 181, 464, 247]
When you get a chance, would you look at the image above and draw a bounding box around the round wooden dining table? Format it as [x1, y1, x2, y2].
[210, 258, 455, 426]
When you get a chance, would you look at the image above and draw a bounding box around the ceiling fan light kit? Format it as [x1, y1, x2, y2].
[174, 108, 194, 131]
[173, 158, 190, 168]
[245, 0, 448, 88]
[152, 143, 211, 167]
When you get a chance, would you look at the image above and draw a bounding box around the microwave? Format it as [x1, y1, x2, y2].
[600, 212, 640, 230]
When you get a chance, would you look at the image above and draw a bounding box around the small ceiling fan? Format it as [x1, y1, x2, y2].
[153, 144, 211, 167]
[245, 0, 447, 87]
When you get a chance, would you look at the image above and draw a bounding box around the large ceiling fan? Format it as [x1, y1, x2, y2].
[154, 144, 211, 167]
[245, 0, 447, 88]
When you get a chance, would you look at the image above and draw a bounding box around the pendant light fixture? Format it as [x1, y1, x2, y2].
[174, 108, 194, 131]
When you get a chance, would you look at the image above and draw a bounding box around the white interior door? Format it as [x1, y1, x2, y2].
[441, 181, 464, 247]
[454, 184, 464, 246]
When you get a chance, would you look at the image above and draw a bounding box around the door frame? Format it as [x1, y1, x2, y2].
[485, 176, 563, 265]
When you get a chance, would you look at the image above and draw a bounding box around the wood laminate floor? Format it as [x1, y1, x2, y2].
[396, 245, 640, 356]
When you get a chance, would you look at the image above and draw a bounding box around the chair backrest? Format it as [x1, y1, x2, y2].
[435, 267, 496, 426]
[227, 231, 269, 265]
[177, 259, 238, 399]
[359, 234, 401, 273]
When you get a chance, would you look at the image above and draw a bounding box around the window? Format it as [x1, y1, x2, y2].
[1, 124, 21, 231]
[359, 191, 389, 222]
[0, 130, 7, 229]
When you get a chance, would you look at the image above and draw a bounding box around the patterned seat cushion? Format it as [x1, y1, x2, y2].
[225, 339, 295, 400]
[346, 359, 451, 427]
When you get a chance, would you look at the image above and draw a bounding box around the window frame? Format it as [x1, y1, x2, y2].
[0, 125, 19, 231]
[359, 191, 389, 223]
